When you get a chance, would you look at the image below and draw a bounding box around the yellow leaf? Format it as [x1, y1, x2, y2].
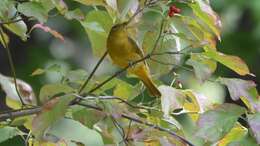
[218, 123, 248, 146]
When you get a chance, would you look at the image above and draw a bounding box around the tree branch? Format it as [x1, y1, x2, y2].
[0, 94, 194, 146]
[78, 51, 108, 94]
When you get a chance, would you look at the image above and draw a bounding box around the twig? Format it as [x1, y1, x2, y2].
[121, 114, 194, 146]
[86, 49, 187, 94]
[77, 102, 194, 146]
[74, 94, 160, 111]
[126, 0, 159, 25]
[151, 19, 165, 54]
[87, 55, 150, 94]
[150, 57, 193, 72]
[78, 51, 108, 94]
[0, 97, 194, 146]
[0, 107, 41, 121]
[0, 26, 25, 105]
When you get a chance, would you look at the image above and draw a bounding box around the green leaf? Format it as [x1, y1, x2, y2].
[117, 0, 138, 20]
[17, 2, 48, 23]
[46, 118, 104, 146]
[219, 78, 260, 112]
[248, 113, 260, 144]
[218, 123, 248, 146]
[0, 0, 14, 19]
[80, 10, 113, 57]
[0, 1, 27, 40]
[73, 0, 105, 6]
[186, 53, 217, 82]
[52, 0, 68, 15]
[113, 79, 140, 100]
[32, 95, 75, 140]
[204, 51, 250, 76]
[0, 127, 23, 143]
[72, 107, 106, 128]
[4, 18, 27, 41]
[189, 0, 221, 40]
[228, 134, 258, 146]
[39, 83, 74, 103]
[0, 28, 10, 48]
[195, 103, 246, 142]
[31, 68, 45, 76]
[65, 8, 85, 21]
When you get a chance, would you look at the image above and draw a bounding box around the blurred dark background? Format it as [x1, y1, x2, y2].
[0, 0, 259, 104]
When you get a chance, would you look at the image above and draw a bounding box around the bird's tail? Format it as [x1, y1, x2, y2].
[137, 69, 161, 97]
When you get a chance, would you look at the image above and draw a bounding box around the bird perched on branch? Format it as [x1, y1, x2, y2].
[107, 22, 161, 97]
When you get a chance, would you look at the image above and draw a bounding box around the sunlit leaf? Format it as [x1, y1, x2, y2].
[248, 113, 260, 144]
[17, 2, 48, 23]
[195, 103, 246, 142]
[183, 90, 213, 114]
[4, 18, 28, 41]
[218, 123, 248, 146]
[80, 10, 113, 57]
[189, 0, 221, 40]
[204, 51, 250, 76]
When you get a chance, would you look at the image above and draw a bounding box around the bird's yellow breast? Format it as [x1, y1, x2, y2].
[107, 29, 140, 67]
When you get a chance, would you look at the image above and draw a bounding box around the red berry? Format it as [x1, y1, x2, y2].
[168, 11, 175, 17]
[169, 5, 181, 14]
[170, 5, 177, 11]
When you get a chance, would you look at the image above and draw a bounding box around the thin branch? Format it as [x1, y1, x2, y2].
[150, 57, 193, 72]
[151, 19, 165, 54]
[78, 51, 108, 94]
[87, 55, 150, 94]
[0, 26, 25, 105]
[121, 114, 194, 146]
[126, 0, 159, 25]
[0, 107, 41, 121]
[77, 102, 194, 146]
[0, 96, 194, 146]
[85, 50, 187, 95]
[74, 94, 160, 111]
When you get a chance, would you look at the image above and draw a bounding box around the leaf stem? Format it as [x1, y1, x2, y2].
[0, 26, 25, 105]
[78, 51, 108, 94]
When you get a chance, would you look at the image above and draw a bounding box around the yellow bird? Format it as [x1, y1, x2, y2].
[107, 22, 161, 97]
